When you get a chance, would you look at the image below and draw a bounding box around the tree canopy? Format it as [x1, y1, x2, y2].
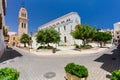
[20, 33, 30, 47]
[72, 24, 96, 47]
[35, 28, 60, 46]
[92, 32, 112, 47]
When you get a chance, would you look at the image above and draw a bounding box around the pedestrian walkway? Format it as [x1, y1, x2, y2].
[0, 44, 119, 80]
[15, 44, 114, 56]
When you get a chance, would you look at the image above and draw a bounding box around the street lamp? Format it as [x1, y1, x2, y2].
[30, 32, 33, 49]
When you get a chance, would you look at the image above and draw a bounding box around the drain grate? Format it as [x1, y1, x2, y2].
[43, 72, 56, 79]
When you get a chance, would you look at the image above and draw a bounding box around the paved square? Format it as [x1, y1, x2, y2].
[0, 46, 120, 80]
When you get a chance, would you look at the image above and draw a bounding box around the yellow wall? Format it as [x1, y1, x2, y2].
[9, 34, 19, 46]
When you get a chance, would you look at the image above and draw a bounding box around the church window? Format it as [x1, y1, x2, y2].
[117, 36, 119, 38]
[117, 32, 119, 34]
[67, 19, 69, 22]
[64, 36, 67, 43]
[56, 22, 60, 25]
[69, 18, 71, 21]
[0, 14, 2, 29]
[58, 27, 60, 32]
[13, 37, 15, 40]
[24, 14, 26, 17]
[22, 23, 24, 28]
[61, 21, 65, 24]
[24, 23, 26, 28]
[21, 13, 26, 17]
[64, 26, 66, 31]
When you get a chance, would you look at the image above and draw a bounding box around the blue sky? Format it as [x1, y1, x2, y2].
[5, 0, 120, 34]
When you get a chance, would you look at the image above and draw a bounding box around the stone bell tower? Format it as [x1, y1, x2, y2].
[18, 3, 28, 40]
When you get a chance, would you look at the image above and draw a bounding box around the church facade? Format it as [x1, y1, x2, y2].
[32, 12, 82, 48]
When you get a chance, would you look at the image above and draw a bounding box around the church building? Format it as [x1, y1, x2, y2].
[32, 12, 82, 48]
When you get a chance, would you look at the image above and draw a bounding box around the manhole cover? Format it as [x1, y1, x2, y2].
[43, 72, 56, 79]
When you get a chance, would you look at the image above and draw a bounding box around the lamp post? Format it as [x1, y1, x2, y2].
[30, 32, 33, 49]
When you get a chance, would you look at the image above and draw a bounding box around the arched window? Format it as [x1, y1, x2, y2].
[22, 23, 24, 28]
[13, 37, 15, 40]
[56, 22, 60, 25]
[21, 13, 26, 17]
[24, 23, 26, 28]
[58, 27, 60, 32]
[64, 26, 66, 31]
[64, 36, 67, 43]
[61, 21, 65, 24]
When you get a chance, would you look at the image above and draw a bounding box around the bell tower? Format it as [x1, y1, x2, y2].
[18, 3, 28, 39]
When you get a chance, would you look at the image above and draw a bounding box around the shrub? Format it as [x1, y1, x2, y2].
[64, 63, 88, 78]
[37, 46, 53, 49]
[84, 45, 92, 49]
[111, 70, 120, 80]
[74, 44, 80, 48]
[0, 67, 19, 80]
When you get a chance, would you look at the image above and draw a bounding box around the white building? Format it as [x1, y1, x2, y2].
[0, 0, 7, 56]
[99, 28, 114, 36]
[32, 12, 82, 49]
[113, 22, 120, 42]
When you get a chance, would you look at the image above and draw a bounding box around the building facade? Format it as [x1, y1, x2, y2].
[113, 22, 120, 43]
[0, 0, 7, 56]
[32, 12, 82, 48]
[3, 26, 9, 43]
[18, 6, 28, 40]
[8, 32, 18, 46]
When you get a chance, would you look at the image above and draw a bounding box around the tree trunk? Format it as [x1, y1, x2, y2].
[83, 40, 85, 47]
[100, 41, 102, 48]
[24, 43, 26, 47]
[48, 43, 50, 47]
[104, 42, 106, 46]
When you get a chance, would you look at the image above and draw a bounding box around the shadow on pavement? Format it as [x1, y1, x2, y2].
[0, 47, 23, 63]
[94, 45, 120, 78]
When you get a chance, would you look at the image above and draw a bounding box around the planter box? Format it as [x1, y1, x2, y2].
[66, 73, 87, 80]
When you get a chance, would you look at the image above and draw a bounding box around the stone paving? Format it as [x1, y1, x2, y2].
[0, 45, 120, 80]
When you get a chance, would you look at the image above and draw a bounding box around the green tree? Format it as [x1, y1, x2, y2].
[35, 28, 60, 46]
[92, 32, 112, 47]
[72, 24, 96, 47]
[35, 29, 45, 45]
[20, 33, 30, 47]
[102, 32, 112, 46]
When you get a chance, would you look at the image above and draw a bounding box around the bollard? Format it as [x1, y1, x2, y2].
[52, 48, 56, 53]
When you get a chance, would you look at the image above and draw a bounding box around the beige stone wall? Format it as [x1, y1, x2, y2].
[9, 34, 19, 46]
[18, 7, 28, 40]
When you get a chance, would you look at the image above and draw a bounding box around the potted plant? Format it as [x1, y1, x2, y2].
[0, 67, 20, 80]
[64, 63, 88, 80]
[110, 69, 120, 80]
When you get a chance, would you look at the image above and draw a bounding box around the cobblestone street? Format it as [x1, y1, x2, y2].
[0, 46, 120, 80]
